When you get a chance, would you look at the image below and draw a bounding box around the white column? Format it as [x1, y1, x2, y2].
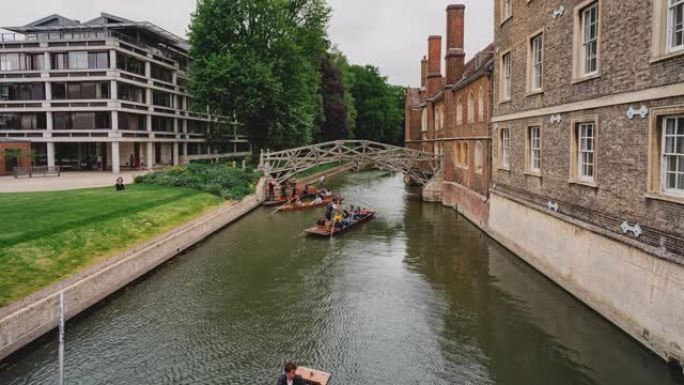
[112, 111, 119, 131]
[109, 49, 117, 70]
[110, 80, 117, 100]
[146, 141, 154, 169]
[43, 52, 51, 71]
[173, 142, 179, 166]
[111, 142, 120, 174]
[47, 142, 55, 167]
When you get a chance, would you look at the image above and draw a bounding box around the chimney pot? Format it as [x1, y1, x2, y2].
[446, 4, 466, 85]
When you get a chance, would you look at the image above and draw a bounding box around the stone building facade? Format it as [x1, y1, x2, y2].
[490, 0, 684, 366]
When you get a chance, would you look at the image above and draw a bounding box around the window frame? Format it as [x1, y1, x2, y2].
[475, 141, 484, 174]
[499, 127, 511, 170]
[569, 116, 599, 186]
[661, 116, 684, 195]
[572, 0, 601, 81]
[669, 0, 684, 52]
[500, 50, 512, 102]
[648, 106, 684, 202]
[478, 87, 485, 122]
[501, 0, 513, 24]
[526, 125, 542, 174]
[467, 90, 475, 123]
[527, 31, 544, 93]
[456, 96, 463, 125]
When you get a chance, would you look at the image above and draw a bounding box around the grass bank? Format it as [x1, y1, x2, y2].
[0, 185, 224, 306]
[297, 161, 346, 178]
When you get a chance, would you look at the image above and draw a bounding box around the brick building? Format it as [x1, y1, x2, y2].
[404, 5, 495, 224]
[489, 0, 684, 365]
[0, 138, 31, 175]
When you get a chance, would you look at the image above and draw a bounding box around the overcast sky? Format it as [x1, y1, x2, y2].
[0, 0, 493, 87]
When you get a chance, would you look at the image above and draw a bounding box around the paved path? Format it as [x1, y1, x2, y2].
[0, 171, 150, 193]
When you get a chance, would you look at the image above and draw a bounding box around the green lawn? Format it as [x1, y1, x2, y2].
[297, 161, 346, 178]
[0, 185, 224, 306]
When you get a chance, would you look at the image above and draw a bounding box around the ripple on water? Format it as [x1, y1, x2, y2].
[1, 173, 682, 385]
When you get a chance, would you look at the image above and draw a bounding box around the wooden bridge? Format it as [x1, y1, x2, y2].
[258, 140, 442, 185]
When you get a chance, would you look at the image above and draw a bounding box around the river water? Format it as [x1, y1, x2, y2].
[1, 172, 682, 385]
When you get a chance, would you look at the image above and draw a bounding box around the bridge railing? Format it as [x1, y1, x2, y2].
[258, 140, 442, 185]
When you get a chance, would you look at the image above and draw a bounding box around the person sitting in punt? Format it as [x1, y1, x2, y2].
[294, 197, 303, 206]
[277, 362, 306, 385]
[342, 214, 354, 228]
[313, 195, 323, 204]
[334, 213, 344, 228]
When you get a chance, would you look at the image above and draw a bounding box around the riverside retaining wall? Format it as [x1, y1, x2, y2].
[0, 178, 266, 361]
[486, 191, 684, 366]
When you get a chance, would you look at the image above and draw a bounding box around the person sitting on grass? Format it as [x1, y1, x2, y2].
[115, 177, 125, 191]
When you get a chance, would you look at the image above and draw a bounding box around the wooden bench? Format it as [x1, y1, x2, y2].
[13, 166, 61, 178]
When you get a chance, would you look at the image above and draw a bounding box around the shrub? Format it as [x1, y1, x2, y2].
[135, 164, 261, 200]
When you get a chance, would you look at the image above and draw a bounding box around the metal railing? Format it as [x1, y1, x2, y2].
[0, 30, 187, 64]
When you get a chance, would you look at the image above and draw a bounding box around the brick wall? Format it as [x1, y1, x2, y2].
[0, 142, 32, 176]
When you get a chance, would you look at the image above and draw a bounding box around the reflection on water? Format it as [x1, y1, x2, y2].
[0, 172, 681, 385]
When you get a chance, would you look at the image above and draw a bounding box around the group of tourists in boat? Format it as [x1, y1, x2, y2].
[265, 175, 374, 237]
[304, 198, 375, 237]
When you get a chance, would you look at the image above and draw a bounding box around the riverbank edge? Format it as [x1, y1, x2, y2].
[436, 184, 684, 370]
[294, 163, 355, 186]
[0, 178, 267, 362]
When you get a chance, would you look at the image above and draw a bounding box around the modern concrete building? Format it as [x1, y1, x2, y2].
[0, 13, 250, 173]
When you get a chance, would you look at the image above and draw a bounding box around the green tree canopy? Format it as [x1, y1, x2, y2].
[348, 65, 405, 145]
[188, 0, 330, 151]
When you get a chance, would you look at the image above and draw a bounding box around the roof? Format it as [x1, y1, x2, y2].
[3, 13, 189, 51]
[447, 43, 495, 93]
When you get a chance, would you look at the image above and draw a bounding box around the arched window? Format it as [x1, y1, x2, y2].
[478, 87, 485, 122]
[463, 142, 469, 168]
[456, 96, 463, 125]
[475, 141, 483, 173]
[453, 142, 460, 168]
[467, 90, 474, 123]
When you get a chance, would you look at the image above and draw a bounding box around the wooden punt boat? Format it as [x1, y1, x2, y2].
[304, 211, 375, 237]
[277, 196, 341, 212]
[296, 366, 331, 385]
[263, 187, 326, 206]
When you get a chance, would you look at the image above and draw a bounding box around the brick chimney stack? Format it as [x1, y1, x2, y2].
[445, 4, 466, 85]
[421, 56, 428, 88]
[427, 35, 442, 96]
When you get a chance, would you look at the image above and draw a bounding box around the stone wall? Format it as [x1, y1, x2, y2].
[487, 191, 684, 364]
[0, 179, 266, 361]
[493, 0, 684, 118]
[492, 97, 684, 258]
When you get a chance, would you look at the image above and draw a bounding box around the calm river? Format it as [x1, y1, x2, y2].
[1, 172, 682, 385]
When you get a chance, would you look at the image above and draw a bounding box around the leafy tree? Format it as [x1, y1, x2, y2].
[188, 0, 330, 151]
[348, 65, 405, 145]
[318, 53, 349, 141]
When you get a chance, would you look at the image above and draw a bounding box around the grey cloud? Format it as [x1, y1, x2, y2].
[1, 0, 493, 87]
